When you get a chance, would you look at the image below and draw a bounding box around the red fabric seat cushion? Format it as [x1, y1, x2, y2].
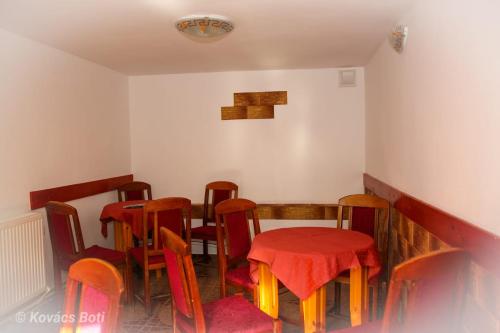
[61, 245, 125, 269]
[191, 225, 217, 241]
[83, 245, 125, 265]
[176, 295, 274, 333]
[226, 265, 255, 290]
[130, 246, 164, 267]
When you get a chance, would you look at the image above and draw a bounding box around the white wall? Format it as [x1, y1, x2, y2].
[0, 28, 131, 286]
[129, 68, 365, 204]
[365, 0, 500, 234]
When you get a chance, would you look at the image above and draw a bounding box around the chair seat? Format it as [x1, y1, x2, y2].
[176, 295, 275, 333]
[129, 246, 164, 267]
[61, 245, 125, 269]
[330, 319, 382, 333]
[83, 245, 125, 264]
[226, 265, 255, 290]
[191, 225, 217, 241]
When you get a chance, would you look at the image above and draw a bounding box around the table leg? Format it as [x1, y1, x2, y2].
[258, 262, 279, 319]
[115, 222, 133, 252]
[300, 285, 326, 333]
[350, 266, 369, 326]
[113, 221, 124, 251]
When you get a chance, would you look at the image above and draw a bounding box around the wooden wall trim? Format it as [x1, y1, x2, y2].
[364, 173, 500, 277]
[191, 203, 339, 220]
[30, 174, 133, 210]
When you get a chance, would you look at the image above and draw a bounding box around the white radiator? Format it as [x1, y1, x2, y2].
[0, 212, 47, 318]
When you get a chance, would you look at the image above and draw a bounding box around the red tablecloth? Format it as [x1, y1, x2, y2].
[100, 200, 183, 239]
[247, 227, 381, 300]
[100, 200, 146, 238]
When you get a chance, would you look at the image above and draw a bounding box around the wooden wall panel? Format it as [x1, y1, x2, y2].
[364, 173, 500, 332]
[234, 91, 287, 106]
[30, 174, 133, 210]
[364, 173, 500, 278]
[221, 105, 274, 120]
[190, 203, 339, 220]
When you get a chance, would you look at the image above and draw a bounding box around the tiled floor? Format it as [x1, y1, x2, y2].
[4, 255, 355, 332]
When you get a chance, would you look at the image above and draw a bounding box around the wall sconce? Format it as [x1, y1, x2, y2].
[389, 24, 408, 53]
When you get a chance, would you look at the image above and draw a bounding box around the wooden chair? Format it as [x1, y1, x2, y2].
[60, 258, 124, 333]
[160, 226, 281, 333]
[45, 201, 130, 300]
[127, 197, 191, 314]
[190, 181, 238, 259]
[116, 181, 152, 202]
[334, 194, 390, 317]
[215, 198, 260, 304]
[331, 248, 469, 333]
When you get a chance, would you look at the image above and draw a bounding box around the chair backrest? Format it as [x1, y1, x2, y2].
[60, 258, 124, 333]
[215, 198, 260, 269]
[45, 201, 85, 262]
[381, 248, 469, 333]
[142, 197, 192, 263]
[116, 181, 152, 202]
[203, 181, 238, 225]
[336, 194, 390, 255]
[160, 227, 206, 333]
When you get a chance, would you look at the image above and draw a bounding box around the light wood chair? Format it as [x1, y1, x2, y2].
[215, 198, 260, 304]
[45, 201, 131, 300]
[60, 258, 124, 333]
[330, 248, 469, 333]
[334, 194, 390, 317]
[127, 197, 191, 314]
[190, 181, 238, 259]
[116, 181, 152, 202]
[160, 226, 281, 333]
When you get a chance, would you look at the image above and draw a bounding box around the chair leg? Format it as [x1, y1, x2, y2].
[53, 260, 62, 293]
[144, 268, 151, 315]
[202, 240, 208, 257]
[171, 299, 177, 333]
[155, 268, 162, 281]
[253, 286, 259, 307]
[220, 277, 226, 299]
[126, 262, 134, 304]
[273, 319, 282, 333]
[333, 282, 341, 314]
[371, 285, 379, 320]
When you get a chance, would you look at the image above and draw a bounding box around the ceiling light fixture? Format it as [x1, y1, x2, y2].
[175, 14, 234, 41]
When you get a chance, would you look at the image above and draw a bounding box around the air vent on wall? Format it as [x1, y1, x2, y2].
[339, 69, 356, 87]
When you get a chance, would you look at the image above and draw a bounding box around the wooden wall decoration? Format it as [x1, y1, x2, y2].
[364, 173, 500, 333]
[221, 91, 287, 120]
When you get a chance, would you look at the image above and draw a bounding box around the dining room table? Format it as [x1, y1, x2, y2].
[247, 226, 381, 333]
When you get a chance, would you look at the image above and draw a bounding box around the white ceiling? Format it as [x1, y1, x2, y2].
[0, 0, 414, 75]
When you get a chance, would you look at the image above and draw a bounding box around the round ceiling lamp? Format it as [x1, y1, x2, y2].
[175, 14, 234, 41]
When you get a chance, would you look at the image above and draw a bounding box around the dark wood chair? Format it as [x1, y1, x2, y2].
[160, 226, 281, 333]
[116, 181, 152, 202]
[215, 198, 260, 304]
[190, 181, 238, 258]
[45, 201, 130, 300]
[334, 194, 390, 317]
[331, 248, 469, 333]
[60, 258, 123, 333]
[127, 197, 191, 314]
